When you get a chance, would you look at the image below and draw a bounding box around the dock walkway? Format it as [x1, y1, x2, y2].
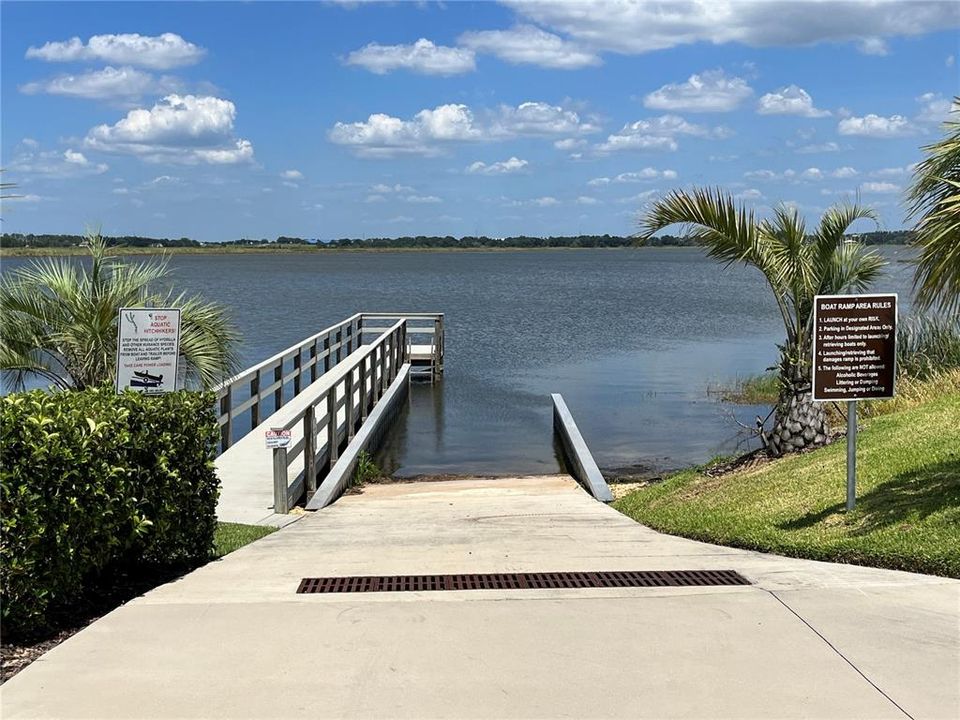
[3, 475, 957, 719]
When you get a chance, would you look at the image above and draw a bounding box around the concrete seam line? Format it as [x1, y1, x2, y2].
[766, 590, 915, 720]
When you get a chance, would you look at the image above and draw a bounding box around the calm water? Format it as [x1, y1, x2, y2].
[2, 247, 918, 476]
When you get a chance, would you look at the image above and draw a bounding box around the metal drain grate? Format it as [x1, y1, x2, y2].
[297, 570, 750, 594]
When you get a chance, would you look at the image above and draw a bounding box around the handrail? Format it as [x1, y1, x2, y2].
[360, 312, 444, 377]
[215, 312, 444, 455]
[269, 319, 409, 512]
[215, 314, 364, 452]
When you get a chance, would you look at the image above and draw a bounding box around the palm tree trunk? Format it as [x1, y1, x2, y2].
[765, 341, 830, 456]
[768, 382, 830, 456]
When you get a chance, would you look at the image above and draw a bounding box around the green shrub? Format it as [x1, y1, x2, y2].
[1, 387, 220, 635]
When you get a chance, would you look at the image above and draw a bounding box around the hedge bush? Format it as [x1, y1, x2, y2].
[1, 387, 220, 635]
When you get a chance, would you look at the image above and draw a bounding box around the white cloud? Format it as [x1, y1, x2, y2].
[506, 1, 960, 54]
[757, 85, 830, 117]
[614, 189, 661, 204]
[19, 66, 177, 101]
[838, 113, 916, 138]
[576, 196, 600, 205]
[329, 104, 480, 157]
[364, 194, 386, 203]
[7, 146, 109, 178]
[371, 183, 415, 194]
[112, 187, 130, 195]
[503, 195, 561, 207]
[587, 177, 611, 187]
[459, 25, 601, 69]
[329, 101, 596, 157]
[595, 114, 725, 153]
[871, 167, 907, 177]
[491, 101, 599, 137]
[604, 168, 678, 182]
[26, 33, 204, 69]
[915, 92, 955, 123]
[281, 169, 304, 180]
[84, 94, 254, 164]
[948, 54, 956, 68]
[857, 37, 889, 55]
[281, 181, 299, 189]
[554, 138, 587, 150]
[148, 175, 180, 185]
[344, 39, 475, 75]
[831, 166, 859, 178]
[192, 140, 254, 165]
[532, 196, 560, 207]
[466, 156, 529, 175]
[387, 215, 414, 223]
[404, 194, 442, 203]
[736, 188, 764, 200]
[861, 181, 900, 193]
[800, 167, 824, 181]
[745, 169, 778, 180]
[796, 141, 841, 154]
[644, 70, 752, 112]
[63, 149, 89, 165]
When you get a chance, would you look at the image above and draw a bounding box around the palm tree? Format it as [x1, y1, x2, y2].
[639, 189, 885, 456]
[908, 101, 960, 314]
[1, 231, 240, 390]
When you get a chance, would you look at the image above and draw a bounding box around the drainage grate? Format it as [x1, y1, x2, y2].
[297, 570, 750, 594]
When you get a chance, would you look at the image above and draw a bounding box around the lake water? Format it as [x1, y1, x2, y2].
[2, 247, 918, 476]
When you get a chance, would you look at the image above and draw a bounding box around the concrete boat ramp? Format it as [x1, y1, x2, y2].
[3, 475, 957, 719]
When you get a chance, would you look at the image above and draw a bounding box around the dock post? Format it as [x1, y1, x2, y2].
[304, 409, 317, 499]
[220, 391, 233, 451]
[273, 364, 283, 411]
[345, 371, 355, 441]
[293, 352, 302, 395]
[273, 446, 289, 514]
[309, 342, 318, 383]
[380, 341, 388, 393]
[327, 389, 339, 467]
[359, 357, 369, 421]
[323, 335, 331, 373]
[251, 370, 261, 427]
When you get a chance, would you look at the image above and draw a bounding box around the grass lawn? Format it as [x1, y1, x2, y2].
[213, 522, 276, 558]
[614, 393, 960, 577]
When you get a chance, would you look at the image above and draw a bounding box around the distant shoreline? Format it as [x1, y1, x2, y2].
[1, 245, 677, 257]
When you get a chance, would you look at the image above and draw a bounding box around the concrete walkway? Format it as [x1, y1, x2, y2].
[3, 476, 958, 719]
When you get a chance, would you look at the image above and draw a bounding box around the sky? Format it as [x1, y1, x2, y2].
[1, 0, 958, 241]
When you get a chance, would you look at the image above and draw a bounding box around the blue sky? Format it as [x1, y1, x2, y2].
[2, 1, 958, 241]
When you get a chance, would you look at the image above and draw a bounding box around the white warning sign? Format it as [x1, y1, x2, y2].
[115, 308, 181, 394]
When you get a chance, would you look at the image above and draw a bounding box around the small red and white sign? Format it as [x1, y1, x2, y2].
[265, 428, 292, 449]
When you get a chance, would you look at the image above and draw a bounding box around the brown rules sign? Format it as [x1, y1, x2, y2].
[812, 294, 897, 402]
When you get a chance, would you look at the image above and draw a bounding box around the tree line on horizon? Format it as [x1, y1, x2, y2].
[0, 229, 916, 250]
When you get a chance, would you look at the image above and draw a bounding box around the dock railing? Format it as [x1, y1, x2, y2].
[269, 319, 409, 512]
[215, 314, 364, 453]
[360, 312, 444, 379]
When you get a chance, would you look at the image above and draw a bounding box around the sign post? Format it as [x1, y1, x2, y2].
[115, 308, 182, 394]
[812, 293, 897, 510]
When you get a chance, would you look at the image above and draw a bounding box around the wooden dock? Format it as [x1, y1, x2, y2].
[214, 313, 443, 525]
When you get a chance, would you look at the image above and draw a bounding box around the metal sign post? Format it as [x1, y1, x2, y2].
[846, 400, 857, 511]
[812, 293, 897, 511]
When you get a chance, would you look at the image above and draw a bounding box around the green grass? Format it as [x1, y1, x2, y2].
[614, 392, 960, 577]
[213, 522, 276, 558]
[711, 371, 779, 404]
